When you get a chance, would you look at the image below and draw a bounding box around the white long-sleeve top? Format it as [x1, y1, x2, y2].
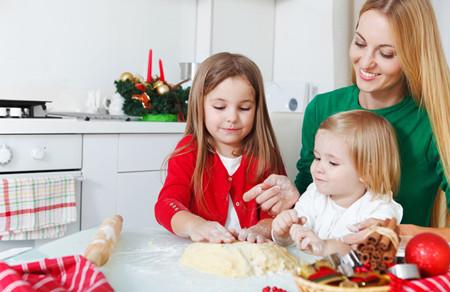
[293, 183, 403, 239]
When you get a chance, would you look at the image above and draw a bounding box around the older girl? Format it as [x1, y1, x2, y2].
[155, 52, 285, 243]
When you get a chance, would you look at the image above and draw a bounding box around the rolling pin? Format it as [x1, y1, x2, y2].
[84, 215, 123, 267]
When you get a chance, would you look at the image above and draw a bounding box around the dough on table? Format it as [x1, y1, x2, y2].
[179, 242, 300, 277]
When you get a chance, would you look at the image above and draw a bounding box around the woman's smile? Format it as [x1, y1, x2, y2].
[359, 68, 380, 81]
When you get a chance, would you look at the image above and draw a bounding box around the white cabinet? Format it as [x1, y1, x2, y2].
[117, 134, 181, 172]
[81, 135, 118, 229]
[116, 172, 164, 230]
[81, 133, 183, 230]
[273, 0, 353, 94]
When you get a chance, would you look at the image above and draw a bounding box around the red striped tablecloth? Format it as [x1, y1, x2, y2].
[0, 255, 113, 292]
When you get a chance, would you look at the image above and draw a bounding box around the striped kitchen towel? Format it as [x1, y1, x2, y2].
[390, 270, 450, 291]
[0, 255, 114, 291]
[0, 176, 77, 240]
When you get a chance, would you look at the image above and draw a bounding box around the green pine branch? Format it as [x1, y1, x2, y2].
[115, 80, 190, 119]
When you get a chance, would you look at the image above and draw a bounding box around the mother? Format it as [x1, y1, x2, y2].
[245, 0, 449, 233]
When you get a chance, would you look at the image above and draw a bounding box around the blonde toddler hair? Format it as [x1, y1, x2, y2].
[319, 110, 400, 197]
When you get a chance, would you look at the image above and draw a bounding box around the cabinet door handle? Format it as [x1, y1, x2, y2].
[31, 147, 46, 160]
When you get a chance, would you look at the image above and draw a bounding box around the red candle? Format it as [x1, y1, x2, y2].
[146, 49, 153, 82]
[159, 58, 165, 82]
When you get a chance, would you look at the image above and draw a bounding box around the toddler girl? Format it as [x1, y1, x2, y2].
[272, 110, 403, 255]
[155, 52, 285, 243]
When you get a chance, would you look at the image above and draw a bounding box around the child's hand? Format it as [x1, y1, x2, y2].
[289, 224, 324, 256]
[233, 226, 270, 243]
[272, 210, 301, 238]
[189, 220, 236, 243]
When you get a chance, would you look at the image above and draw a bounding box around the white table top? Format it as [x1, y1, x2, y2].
[7, 227, 319, 292]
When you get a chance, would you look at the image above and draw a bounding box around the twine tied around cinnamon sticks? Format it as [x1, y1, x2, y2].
[355, 218, 399, 273]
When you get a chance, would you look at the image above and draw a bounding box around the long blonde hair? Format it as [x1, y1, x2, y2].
[174, 52, 284, 211]
[320, 110, 401, 197]
[354, 0, 450, 182]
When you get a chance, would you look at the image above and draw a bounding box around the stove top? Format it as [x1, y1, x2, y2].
[0, 99, 139, 121]
[0, 99, 51, 118]
[46, 112, 139, 121]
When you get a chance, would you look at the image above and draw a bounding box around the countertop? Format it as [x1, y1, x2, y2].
[6, 227, 318, 292]
[0, 118, 186, 134]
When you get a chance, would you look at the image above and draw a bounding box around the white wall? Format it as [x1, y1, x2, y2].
[0, 0, 277, 112]
[433, 0, 450, 64]
[333, 0, 353, 88]
[210, 0, 275, 81]
[0, 0, 197, 111]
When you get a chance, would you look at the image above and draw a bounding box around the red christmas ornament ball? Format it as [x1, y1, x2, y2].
[405, 232, 450, 277]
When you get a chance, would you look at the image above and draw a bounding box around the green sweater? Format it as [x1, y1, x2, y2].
[295, 85, 449, 226]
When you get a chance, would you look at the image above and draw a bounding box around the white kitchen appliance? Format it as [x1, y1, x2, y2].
[265, 81, 318, 113]
[0, 132, 83, 252]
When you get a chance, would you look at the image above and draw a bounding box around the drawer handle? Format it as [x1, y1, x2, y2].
[31, 147, 46, 160]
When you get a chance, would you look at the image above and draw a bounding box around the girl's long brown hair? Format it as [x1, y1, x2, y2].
[172, 52, 285, 212]
[354, 0, 450, 183]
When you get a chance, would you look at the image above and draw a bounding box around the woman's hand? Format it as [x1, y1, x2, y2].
[289, 224, 325, 255]
[342, 218, 385, 245]
[188, 220, 236, 243]
[243, 174, 300, 215]
[399, 224, 450, 241]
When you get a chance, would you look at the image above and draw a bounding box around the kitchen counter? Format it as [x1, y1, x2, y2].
[6, 227, 318, 292]
[0, 118, 186, 134]
[0, 121, 185, 231]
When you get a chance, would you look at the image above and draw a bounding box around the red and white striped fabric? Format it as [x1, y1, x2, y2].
[390, 271, 450, 292]
[0, 255, 114, 292]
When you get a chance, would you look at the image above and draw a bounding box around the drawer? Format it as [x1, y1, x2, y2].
[117, 133, 182, 172]
[0, 134, 82, 172]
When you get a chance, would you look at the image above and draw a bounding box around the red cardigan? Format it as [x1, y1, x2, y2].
[154, 135, 274, 233]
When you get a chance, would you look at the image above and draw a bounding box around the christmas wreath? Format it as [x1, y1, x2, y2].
[114, 72, 190, 121]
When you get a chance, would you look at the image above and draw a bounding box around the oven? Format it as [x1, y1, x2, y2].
[0, 134, 82, 252]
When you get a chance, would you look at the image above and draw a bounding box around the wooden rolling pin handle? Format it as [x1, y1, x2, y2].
[84, 215, 123, 267]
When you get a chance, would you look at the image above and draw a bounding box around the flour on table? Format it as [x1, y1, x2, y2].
[179, 242, 300, 277]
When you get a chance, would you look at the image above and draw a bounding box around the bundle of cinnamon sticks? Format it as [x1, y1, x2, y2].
[356, 218, 399, 273]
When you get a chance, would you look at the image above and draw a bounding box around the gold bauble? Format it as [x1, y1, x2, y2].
[153, 80, 171, 95]
[119, 72, 135, 82]
[134, 74, 145, 83]
[157, 84, 170, 95]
